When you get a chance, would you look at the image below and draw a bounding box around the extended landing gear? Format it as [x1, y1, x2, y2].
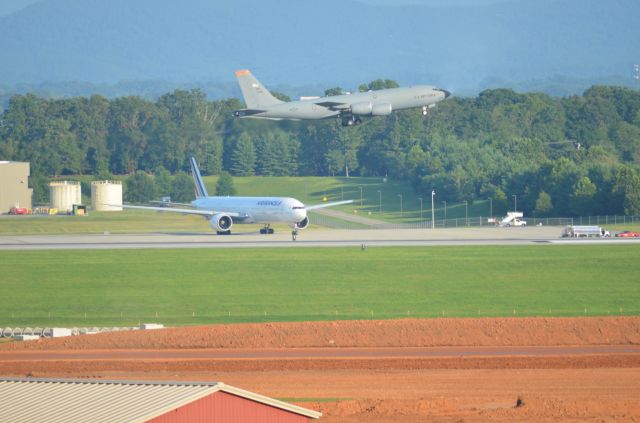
[341, 115, 362, 127]
[216, 230, 231, 235]
[259, 225, 275, 235]
[422, 105, 429, 116]
[291, 229, 298, 241]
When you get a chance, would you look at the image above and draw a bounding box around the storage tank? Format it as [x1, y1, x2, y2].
[91, 180, 122, 211]
[49, 181, 81, 213]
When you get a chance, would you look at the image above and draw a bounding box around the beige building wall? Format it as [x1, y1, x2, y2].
[0, 161, 32, 212]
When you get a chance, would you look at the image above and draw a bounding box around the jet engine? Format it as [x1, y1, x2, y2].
[372, 103, 392, 116]
[295, 217, 309, 229]
[350, 102, 373, 115]
[209, 213, 233, 232]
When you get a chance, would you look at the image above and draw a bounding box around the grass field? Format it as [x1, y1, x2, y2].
[5, 174, 638, 234]
[1, 245, 638, 327]
[204, 175, 498, 222]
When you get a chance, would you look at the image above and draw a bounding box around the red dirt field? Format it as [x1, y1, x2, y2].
[2, 317, 640, 422]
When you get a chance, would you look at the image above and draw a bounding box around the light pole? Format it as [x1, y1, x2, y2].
[431, 190, 435, 229]
[464, 200, 468, 226]
[358, 186, 363, 207]
[512, 194, 517, 212]
[398, 194, 403, 217]
[418, 197, 423, 221]
[442, 201, 447, 224]
[488, 197, 493, 218]
[377, 190, 382, 213]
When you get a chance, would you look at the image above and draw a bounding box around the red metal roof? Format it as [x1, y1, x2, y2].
[0, 378, 321, 422]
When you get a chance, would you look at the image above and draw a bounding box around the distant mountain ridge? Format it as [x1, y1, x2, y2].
[0, 0, 638, 95]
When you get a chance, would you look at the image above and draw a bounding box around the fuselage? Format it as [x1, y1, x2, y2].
[192, 196, 306, 225]
[246, 85, 447, 120]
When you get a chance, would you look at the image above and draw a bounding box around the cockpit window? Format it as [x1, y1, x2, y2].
[292, 206, 305, 210]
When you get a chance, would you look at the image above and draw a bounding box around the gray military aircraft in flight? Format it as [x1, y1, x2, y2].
[232, 70, 450, 126]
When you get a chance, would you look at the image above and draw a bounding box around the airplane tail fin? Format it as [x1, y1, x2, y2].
[235, 69, 284, 109]
[190, 157, 209, 199]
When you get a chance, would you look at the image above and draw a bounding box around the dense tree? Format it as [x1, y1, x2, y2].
[2, 85, 640, 217]
[125, 171, 157, 202]
[215, 171, 236, 196]
[170, 173, 194, 202]
[533, 191, 553, 216]
[613, 166, 640, 215]
[154, 166, 172, 197]
[229, 132, 256, 176]
[324, 87, 345, 96]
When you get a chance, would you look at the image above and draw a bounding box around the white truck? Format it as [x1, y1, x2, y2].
[499, 212, 527, 227]
[562, 225, 610, 238]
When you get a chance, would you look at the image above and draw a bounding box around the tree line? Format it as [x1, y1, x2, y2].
[0, 84, 639, 216]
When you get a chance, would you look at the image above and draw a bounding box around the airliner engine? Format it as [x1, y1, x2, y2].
[209, 213, 233, 232]
[295, 217, 309, 229]
[372, 103, 392, 115]
[350, 102, 372, 115]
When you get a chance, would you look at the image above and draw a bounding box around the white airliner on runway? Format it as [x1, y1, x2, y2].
[120, 158, 352, 240]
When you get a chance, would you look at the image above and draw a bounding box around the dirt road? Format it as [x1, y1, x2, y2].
[1, 317, 639, 422]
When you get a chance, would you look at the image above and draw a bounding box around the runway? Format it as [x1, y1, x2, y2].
[1, 227, 637, 250]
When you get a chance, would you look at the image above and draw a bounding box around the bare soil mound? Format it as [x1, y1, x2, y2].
[3, 316, 639, 351]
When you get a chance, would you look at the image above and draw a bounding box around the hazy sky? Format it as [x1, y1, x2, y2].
[359, 0, 509, 5]
[0, 0, 512, 17]
[0, 0, 41, 17]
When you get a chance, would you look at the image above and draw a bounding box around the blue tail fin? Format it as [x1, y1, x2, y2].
[190, 157, 209, 198]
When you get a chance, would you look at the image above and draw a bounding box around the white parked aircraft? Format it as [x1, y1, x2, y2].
[120, 158, 352, 240]
[233, 69, 450, 126]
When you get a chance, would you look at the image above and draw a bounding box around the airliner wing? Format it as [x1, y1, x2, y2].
[314, 101, 350, 111]
[116, 204, 242, 218]
[306, 200, 353, 210]
[149, 201, 193, 207]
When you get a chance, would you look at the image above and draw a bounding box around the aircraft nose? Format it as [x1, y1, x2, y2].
[442, 89, 451, 98]
[293, 208, 306, 221]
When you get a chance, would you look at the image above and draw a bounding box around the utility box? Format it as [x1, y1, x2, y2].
[73, 204, 87, 215]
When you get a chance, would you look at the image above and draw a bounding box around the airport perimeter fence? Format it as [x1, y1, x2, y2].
[310, 213, 640, 230]
[3, 305, 640, 328]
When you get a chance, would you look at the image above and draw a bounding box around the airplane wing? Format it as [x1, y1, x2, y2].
[306, 199, 353, 211]
[233, 109, 268, 117]
[149, 201, 193, 208]
[314, 101, 351, 111]
[115, 204, 242, 218]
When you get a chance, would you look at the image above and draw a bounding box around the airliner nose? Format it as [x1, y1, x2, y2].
[294, 208, 306, 221]
[434, 88, 451, 99]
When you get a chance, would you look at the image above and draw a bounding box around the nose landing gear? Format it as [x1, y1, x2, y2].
[291, 229, 298, 241]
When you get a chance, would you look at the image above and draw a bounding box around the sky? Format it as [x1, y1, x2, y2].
[0, 0, 41, 17]
[0, 0, 512, 17]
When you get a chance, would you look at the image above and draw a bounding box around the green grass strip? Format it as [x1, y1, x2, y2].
[0, 245, 638, 326]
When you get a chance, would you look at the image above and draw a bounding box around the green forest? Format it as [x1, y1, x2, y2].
[1, 85, 639, 217]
